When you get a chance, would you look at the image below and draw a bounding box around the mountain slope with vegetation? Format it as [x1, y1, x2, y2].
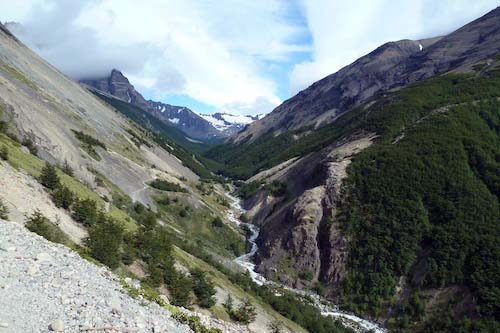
[202, 8, 500, 331]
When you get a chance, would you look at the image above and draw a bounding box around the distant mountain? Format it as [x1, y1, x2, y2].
[199, 112, 264, 136]
[81, 70, 222, 141]
[234, 6, 500, 143]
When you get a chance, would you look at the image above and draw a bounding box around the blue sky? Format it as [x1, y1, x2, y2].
[1, 0, 498, 115]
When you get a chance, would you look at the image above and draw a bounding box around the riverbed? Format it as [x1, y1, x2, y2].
[225, 192, 386, 333]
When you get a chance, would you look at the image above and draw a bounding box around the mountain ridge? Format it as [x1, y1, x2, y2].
[234, 6, 500, 143]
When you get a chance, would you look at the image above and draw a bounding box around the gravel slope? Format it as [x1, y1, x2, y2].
[0, 220, 193, 333]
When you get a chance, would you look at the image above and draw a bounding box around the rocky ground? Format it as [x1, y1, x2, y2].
[0, 220, 248, 333]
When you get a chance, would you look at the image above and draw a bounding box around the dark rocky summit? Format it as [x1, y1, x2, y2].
[82, 70, 222, 141]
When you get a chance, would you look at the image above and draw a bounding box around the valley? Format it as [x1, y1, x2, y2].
[0, 4, 499, 333]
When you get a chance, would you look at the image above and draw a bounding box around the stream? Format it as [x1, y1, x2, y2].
[225, 192, 386, 333]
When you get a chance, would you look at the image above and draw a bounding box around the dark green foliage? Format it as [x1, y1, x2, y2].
[72, 198, 99, 226]
[264, 180, 287, 197]
[169, 272, 192, 307]
[25, 210, 70, 245]
[22, 137, 38, 155]
[0, 199, 9, 220]
[191, 269, 216, 308]
[338, 76, 500, 325]
[236, 181, 262, 199]
[224, 297, 256, 324]
[86, 214, 124, 269]
[171, 312, 222, 333]
[51, 185, 75, 209]
[71, 129, 106, 149]
[179, 209, 187, 217]
[149, 179, 187, 192]
[39, 162, 60, 190]
[61, 160, 74, 176]
[0, 145, 8, 160]
[211, 216, 223, 228]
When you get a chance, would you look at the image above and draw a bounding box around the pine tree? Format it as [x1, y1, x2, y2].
[87, 213, 124, 269]
[223, 294, 234, 312]
[169, 272, 192, 307]
[51, 185, 75, 209]
[39, 162, 60, 190]
[191, 269, 216, 308]
[72, 198, 98, 226]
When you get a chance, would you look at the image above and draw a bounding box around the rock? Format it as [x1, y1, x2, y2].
[36, 252, 52, 262]
[49, 319, 64, 331]
[0, 322, 9, 328]
[27, 265, 39, 276]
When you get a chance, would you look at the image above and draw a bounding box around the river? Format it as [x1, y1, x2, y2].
[225, 192, 386, 333]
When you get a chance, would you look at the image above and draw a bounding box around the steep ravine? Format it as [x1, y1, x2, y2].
[225, 192, 386, 333]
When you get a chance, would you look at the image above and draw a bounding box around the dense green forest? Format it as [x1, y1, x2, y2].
[336, 74, 500, 331]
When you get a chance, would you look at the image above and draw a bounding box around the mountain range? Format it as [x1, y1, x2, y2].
[81, 69, 262, 141]
[0, 5, 499, 333]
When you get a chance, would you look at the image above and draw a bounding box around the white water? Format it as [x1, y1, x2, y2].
[225, 192, 386, 333]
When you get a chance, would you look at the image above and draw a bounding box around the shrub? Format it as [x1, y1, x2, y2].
[25, 210, 69, 244]
[169, 272, 192, 307]
[0, 146, 8, 161]
[39, 162, 60, 190]
[86, 214, 124, 269]
[191, 269, 216, 308]
[72, 198, 98, 226]
[61, 160, 74, 176]
[51, 185, 75, 209]
[149, 179, 187, 192]
[268, 319, 284, 333]
[0, 199, 9, 220]
[22, 137, 38, 155]
[211, 216, 223, 228]
[232, 299, 257, 324]
[179, 209, 187, 217]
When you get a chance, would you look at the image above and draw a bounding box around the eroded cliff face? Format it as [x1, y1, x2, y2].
[246, 134, 376, 290]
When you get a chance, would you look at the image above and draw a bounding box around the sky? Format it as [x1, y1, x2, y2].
[1, 0, 498, 115]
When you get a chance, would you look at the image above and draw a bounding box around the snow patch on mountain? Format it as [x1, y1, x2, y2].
[199, 112, 263, 133]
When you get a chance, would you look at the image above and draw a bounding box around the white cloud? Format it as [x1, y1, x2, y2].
[290, 0, 499, 94]
[1, 0, 307, 114]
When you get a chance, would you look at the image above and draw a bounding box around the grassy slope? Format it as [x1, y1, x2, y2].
[0, 134, 135, 228]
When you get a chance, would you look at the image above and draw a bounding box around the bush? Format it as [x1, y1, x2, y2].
[39, 162, 60, 190]
[0, 199, 9, 220]
[179, 209, 187, 218]
[211, 216, 223, 228]
[86, 214, 124, 269]
[169, 272, 192, 307]
[22, 137, 38, 155]
[232, 299, 257, 324]
[149, 179, 187, 193]
[61, 160, 74, 176]
[25, 210, 69, 245]
[268, 319, 284, 333]
[191, 269, 216, 308]
[72, 198, 98, 226]
[51, 186, 75, 209]
[0, 146, 8, 161]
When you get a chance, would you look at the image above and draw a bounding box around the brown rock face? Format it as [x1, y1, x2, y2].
[250, 135, 375, 289]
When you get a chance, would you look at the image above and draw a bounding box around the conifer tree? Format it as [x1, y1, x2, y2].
[39, 162, 60, 190]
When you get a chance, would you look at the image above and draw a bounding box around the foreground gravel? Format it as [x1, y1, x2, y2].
[0, 220, 197, 333]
